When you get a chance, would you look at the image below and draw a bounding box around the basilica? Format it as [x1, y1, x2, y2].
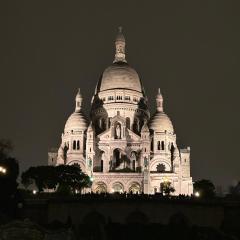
[48, 28, 193, 195]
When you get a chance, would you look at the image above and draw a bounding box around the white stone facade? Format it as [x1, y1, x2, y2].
[48, 27, 193, 195]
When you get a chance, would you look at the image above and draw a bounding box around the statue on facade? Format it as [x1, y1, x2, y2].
[115, 123, 121, 139]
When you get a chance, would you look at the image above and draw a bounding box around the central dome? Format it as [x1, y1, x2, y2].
[99, 62, 142, 93]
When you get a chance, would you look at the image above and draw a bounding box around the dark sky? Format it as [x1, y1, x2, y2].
[0, 0, 239, 191]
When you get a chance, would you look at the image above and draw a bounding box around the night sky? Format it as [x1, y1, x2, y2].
[0, 1, 239, 191]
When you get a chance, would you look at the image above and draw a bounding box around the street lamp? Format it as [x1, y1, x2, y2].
[0, 166, 7, 175]
[194, 191, 200, 197]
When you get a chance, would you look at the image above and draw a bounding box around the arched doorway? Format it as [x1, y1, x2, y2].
[129, 182, 141, 194]
[95, 182, 107, 193]
[130, 151, 137, 171]
[100, 160, 103, 172]
[113, 149, 121, 168]
[112, 182, 124, 193]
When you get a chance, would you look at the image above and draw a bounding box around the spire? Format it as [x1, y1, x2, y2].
[113, 26, 127, 63]
[75, 88, 82, 112]
[156, 88, 163, 112]
[141, 120, 149, 133]
[87, 121, 93, 132]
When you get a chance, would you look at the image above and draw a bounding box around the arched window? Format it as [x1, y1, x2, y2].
[73, 140, 76, 150]
[157, 141, 161, 150]
[151, 138, 154, 151]
[99, 118, 102, 128]
[134, 118, 140, 133]
[126, 117, 130, 129]
[77, 140, 80, 150]
[101, 160, 103, 172]
[161, 141, 165, 150]
[108, 117, 112, 128]
[113, 149, 121, 168]
[102, 118, 106, 130]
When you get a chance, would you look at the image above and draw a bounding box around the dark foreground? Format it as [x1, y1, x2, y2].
[0, 193, 240, 240]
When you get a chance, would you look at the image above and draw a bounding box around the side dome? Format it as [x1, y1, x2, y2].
[64, 112, 87, 133]
[149, 88, 174, 134]
[149, 112, 174, 134]
[99, 62, 142, 92]
[64, 88, 88, 133]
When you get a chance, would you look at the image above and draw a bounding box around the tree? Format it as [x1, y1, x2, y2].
[0, 139, 19, 216]
[21, 166, 58, 192]
[160, 181, 175, 196]
[0, 139, 19, 196]
[193, 179, 216, 198]
[56, 165, 91, 193]
[0, 139, 13, 159]
[21, 164, 92, 193]
[229, 181, 240, 197]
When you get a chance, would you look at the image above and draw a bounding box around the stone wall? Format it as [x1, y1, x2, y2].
[23, 198, 225, 229]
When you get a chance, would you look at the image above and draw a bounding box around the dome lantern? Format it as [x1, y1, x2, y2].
[113, 26, 127, 63]
[149, 88, 174, 134]
[64, 88, 87, 133]
[75, 88, 83, 113]
[156, 88, 163, 112]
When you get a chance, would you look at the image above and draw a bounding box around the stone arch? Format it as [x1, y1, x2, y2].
[113, 148, 123, 169]
[93, 181, 107, 193]
[111, 181, 124, 193]
[128, 182, 141, 194]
